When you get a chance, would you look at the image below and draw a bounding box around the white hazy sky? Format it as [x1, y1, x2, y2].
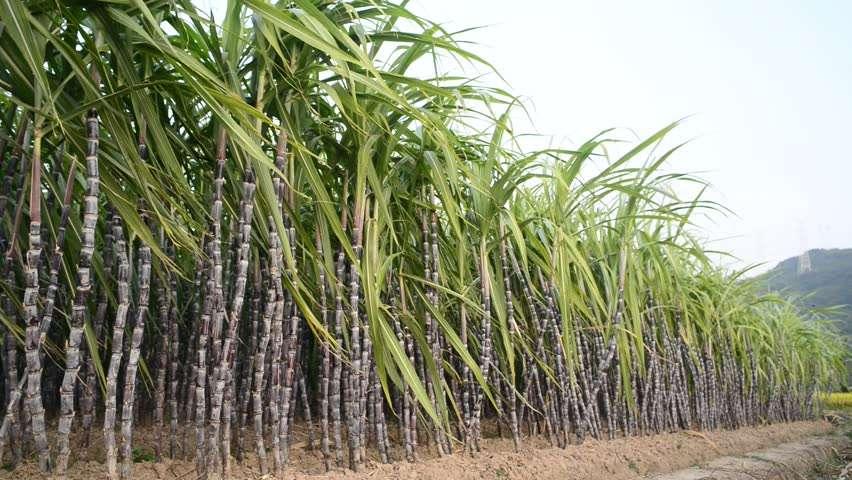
[198, 0, 852, 272]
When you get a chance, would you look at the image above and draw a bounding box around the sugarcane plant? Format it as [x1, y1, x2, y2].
[0, 1, 846, 479]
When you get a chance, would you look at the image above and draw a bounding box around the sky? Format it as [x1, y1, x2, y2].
[198, 0, 852, 272]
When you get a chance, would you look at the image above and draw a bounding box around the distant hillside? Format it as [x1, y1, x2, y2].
[756, 248, 852, 336]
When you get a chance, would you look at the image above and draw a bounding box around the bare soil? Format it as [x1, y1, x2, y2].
[653, 429, 849, 479]
[0, 420, 835, 479]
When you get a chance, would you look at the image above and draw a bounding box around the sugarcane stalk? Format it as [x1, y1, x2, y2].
[104, 217, 129, 479]
[23, 116, 50, 472]
[195, 244, 215, 477]
[500, 239, 524, 450]
[1, 184, 28, 469]
[252, 261, 273, 475]
[371, 364, 389, 463]
[0, 115, 30, 255]
[347, 220, 364, 470]
[280, 226, 300, 464]
[80, 198, 110, 452]
[392, 298, 415, 462]
[237, 266, 260, 462]
[298, 363, 315, 449]
[0, 126, 30, 465]
[209, 164, 255, 476]
[81, 253, 108, 451]
[471, 247, 492, 453]
[317, 231, 332, 470]
[9, 159, 76, 467]
[268, 222, 286, 473]
[579, 247, 627, 439]
[56, 108, 101, 476]
[330, 248, 346, 467]
[205, 127, 228, 476]
[119, 245, 151, 479]
[154, 257, 169, 461]
[182, 256, 204, 457]
[422, 208, 449, 455]
[168, 259, 180, 459]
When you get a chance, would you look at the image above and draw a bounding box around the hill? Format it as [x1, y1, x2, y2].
[756, 248, 852, 336]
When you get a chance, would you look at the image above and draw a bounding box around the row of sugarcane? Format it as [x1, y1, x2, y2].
[0, 1, 846, 479]
[0, 114, 839, 478]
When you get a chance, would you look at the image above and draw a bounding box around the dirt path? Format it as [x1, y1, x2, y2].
[652, 432, 848, 480]
[0, 420, 837, 479]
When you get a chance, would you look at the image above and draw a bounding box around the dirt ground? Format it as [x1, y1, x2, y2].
[0, 420, 835, 479]
[653, 432, 848, 479]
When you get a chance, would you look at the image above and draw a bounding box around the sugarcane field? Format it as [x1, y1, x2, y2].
[0, 1, 849, 479]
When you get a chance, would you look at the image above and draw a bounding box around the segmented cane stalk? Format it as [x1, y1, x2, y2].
[407, 328, 420, 456]
[347, 221, 364, 470]
[472, 248, 492, 453]
[237, 267, 260, 462]
[222, 169, 255, 475]
[6, 158, 76, 469]
[358, 312, 372, 462]
[579, 248, 627, 439]
[182, 255, 204, 455]
[316, 232, 332, 470]
[168, 260, 180, 458]
[371, 364, 390, 463]
[104, 218, 129, 479]
[23, 119, 50, 472]
[392, 300, 415, 461]
[80, 198, 110, 450]
[0, 184, 27, 467]
[195, 247, 215, 476]
[205, 128, 228, 476]
[428, 206, 451, 454]
[330, 248, 346, 467]
[0, 115, 29, 254]
[421, 210, 447, 456]
[498, 232, 520, 451]
[56, 108, 100, 476]
[357, 222, 374, 461]
[81, 233, 109, 450]
[41, 159, 76, 333]
[252, 263, 273, 474]
[154, 248, 169, 461]
[458, 300, 473, 453]
[268, 222, 286, 473]
[281, 227, 300, 464]
[120, 245, 151, 479]
[540, 272, 570, 447]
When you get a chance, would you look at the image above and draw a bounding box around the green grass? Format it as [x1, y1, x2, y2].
[131, 447, 155, 464]
[821, 393, 852, 408]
